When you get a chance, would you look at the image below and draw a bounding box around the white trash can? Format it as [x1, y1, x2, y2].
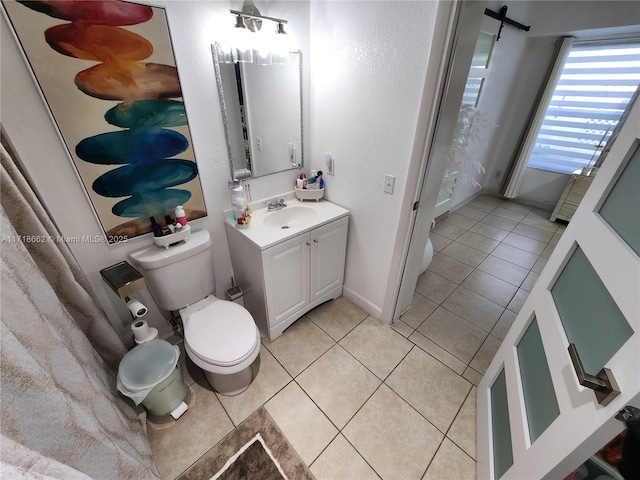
[117, 339, 188, 419]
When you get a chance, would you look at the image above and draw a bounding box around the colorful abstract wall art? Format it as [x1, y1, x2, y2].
[3, 0, 207, 243]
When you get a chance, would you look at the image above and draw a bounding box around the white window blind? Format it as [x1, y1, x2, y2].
[527, 41, 640, 174]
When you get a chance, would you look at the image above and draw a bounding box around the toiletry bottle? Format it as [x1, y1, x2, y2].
[164, 215, 175, 233]
[160, 221, 171, 236]
[175, 205, 188, 226]
[228, 180, 245, 221]
[150, 217, 162, 237]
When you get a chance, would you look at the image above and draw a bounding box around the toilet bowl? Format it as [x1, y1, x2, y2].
[129, 229, 261, 396]
[181, 295, 260, 395]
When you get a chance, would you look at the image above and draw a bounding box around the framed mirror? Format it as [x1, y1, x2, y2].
[212, 44, 303, 179]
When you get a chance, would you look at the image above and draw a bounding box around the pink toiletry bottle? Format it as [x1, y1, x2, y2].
[175, 205, 188, 226]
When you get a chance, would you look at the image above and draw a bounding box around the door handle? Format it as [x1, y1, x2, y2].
[568, 343, 620, 406]
[616, 405, 640, 422]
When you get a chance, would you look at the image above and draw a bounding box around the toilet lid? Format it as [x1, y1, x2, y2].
[184, 301, 258, 366]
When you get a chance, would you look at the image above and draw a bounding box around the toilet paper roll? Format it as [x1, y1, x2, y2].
[131, 320, 158, 344]
[126, 299, 148, 318]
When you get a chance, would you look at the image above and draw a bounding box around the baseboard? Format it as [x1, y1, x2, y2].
[342, 286, 385, 323]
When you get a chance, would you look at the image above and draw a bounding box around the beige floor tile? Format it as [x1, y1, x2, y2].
[448, 387, 477, 460]
[541, 243, 555, 259]
[340, 317, 414, 380]
[432, 221, 466, 240]
[501, 201, 533, 214]
[310, 434, 379, 480]
[441, 241, 488, 268]
[423, 438, 476, 480]
[391, 319, 415, 338]
[521, 214, 559, 232]
[475, 194, 505, 208]
[513, 222, 555, 243]
[492, 206, 527, 222]
[441, 287, 504, 333]
[262, 316, 334, 377]
[461, 269, 519, 308]
[148, 380, 234, 480]
[528, 207, 553, 220]
[469, 335, 502, 374]
[490, 309, 518, 341]
[409, 331, 467, 375]
[550, 231, 563, 246]
[416, 307, 486, 364]
[469, 222, 510, 242]
[216, 345, 292, 425]
[507, 288, 529, 314]
[465, 198, 498, 213]
[343, 384, 444, 480]
[443, 212, 478, 230]
[457, 231, 500, 254]
[521, 270, 540, 292]
[428, 253, 474, 284]
[531, 256, 548, 274]
[429, 231, 453, 252]
[415, 270, 458, 304]
[455, 205, 488, 221]
[477, 255, 529, 286]
[386, 347, 471, 433]
[399, 293, 438, 329]
[306, 296, 368, 341]
[491, 243, 539, 270]
[297, 345, 381, 429]
[480, 213, 519, 231]
[462, 367, 483, 386]
[265, 382, 338, 466]
[502, 232, 547, 255]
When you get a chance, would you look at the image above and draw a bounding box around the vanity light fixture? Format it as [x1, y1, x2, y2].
[230, 6, 287, 35]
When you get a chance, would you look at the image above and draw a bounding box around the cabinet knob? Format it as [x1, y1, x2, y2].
[314, 238, 319, 243]
[306, 241, 311, 246]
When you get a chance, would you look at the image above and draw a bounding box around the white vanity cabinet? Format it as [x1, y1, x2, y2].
[225, 203, 348, 341]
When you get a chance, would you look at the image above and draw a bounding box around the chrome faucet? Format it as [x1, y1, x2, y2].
[266, 198, 287, 211]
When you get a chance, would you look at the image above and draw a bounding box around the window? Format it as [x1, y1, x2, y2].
[462, 31, 495, 107]
[527, 41, 640, 174]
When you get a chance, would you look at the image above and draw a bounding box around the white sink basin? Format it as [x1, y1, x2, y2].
[263, 206, 317, 229]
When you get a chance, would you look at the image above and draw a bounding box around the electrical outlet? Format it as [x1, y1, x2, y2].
[326, 153, 334, 175]
[383, 174, 395, 194]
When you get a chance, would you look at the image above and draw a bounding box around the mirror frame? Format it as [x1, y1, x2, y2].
[212, 43, 304, 180]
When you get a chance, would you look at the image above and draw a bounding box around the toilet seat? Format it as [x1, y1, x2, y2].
[181, 297, 259, 370]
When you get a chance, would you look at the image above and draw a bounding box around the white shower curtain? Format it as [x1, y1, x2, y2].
[1, 143, 159, 478]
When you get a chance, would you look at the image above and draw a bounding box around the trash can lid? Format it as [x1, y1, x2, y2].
[118, 339, 180, 392]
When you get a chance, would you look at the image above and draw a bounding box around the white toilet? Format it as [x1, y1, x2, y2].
[129, 230, 260, 396]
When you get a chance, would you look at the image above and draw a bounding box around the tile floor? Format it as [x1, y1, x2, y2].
[148, 194, 565, 480]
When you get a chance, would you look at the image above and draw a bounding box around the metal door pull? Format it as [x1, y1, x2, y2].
[568, 343, 620, 406]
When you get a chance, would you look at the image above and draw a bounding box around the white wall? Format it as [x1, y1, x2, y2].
[2, 0, 442, 339]
[453, 0, 640, 210]
[1, 0, 310, 343]
[308, 0, 439, 317]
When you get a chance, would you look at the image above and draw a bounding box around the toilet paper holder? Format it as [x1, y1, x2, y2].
[100, 261, 146, 298]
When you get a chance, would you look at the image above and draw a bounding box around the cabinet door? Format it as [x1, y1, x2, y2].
[262, 233, 311, 328]
[310, 216, 348, 301]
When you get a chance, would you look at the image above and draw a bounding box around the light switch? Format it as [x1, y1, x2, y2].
[256, 137, 263, 151]
[383, 174, 395, 194]
[326, 154, 335, 175]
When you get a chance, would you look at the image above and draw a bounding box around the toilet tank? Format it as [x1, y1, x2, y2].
[129, 230, 216, 311]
